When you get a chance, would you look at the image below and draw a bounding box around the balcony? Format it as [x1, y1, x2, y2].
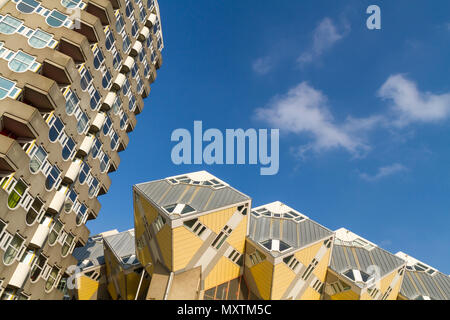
[29, 222, 51, 249]
[8, 262, 32, 288]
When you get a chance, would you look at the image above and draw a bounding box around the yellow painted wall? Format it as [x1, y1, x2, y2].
[330, 288, 360, 300]
[139, 194, 159, 223]
[313, 247, 331, 282]
[379, 269, 397, 298]
[126, 272, 141, 300]
[301, 286, 321, 300]
[295, 241, 323, 267]
[250, 260, 273, 300]
[78, 275, 99, 300]
[226, 215, 247, 253]
[156, 223, 173, 270]
[204, 256, 241, 290]
[271, 262, 296, 300]
[199, 206, 237, 234]
[172, 226, 204, 271]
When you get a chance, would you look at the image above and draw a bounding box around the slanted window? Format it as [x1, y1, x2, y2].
[78, 162, 90, 184]
[61, 233, 75, 257]
[101, 67, 112, 89]
[153, 215, 166, 233]
[131, 20, 139, 37]
[112, 95, 122, 114]
[128, 95, 136, 111]
[88, 177, 99, 198]
[120, 112, 128, 129]
[102, 115, 113, 135]
[45, 266, 60, 292]
[48, 116, 64, 142]
[105, 29, 115, 50]
[183, 218, 206, 237]
[30, 254, 47, 282]
[62, 136, 76, 160]
[110, 131, 119, 150]
[91, 138, 102, 158]
[29, 146, 47, 173]
[131, 62, 139, 78]
[16, 0, 40, 14]
[26, 198, 44, 225]
[64, 189, 77, 213]
[249, 250, 266, 265]
[61, 0, 82, 9]
[75, 109, 89, 134]
[115, 14, 125, 33]
[46, 10, 69, 28]
[89, 85, 101, 110]
[48, 220, 63, 246]
[125, 0, 134, 17]
[92, 46, 105, 69]
[64, 88, 79, 115]
[283, 255, 301, 272]
[0, 15, 23, 34]
[122, 78, 131, 96]
[6, 180, 28, 209]
[44, 165, 61, 191]
[28, 29, 54, 48]
[76, 204, 88, 225]
[79, 66, 93, 91]
[0, 76, 19, 100]
[99, 153, 110, 173]
[3, 234, 24, 266]
[122, 32, 131, 53]
[8, 51, 39, 73]
[211, 226, 233, 250]
[112, 47, 122, 69]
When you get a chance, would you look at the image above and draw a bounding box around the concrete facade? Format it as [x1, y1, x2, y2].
[0, 0, 163, 300]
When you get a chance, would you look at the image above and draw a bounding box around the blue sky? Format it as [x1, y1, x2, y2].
[89, 0, 450, 273]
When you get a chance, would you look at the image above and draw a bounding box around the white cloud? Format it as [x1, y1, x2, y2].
[255, 82, 377, 157]
[252, 57, 273, 75]
[378, 74, 450, 126]
[298, 18, 349, 66]
[359, 163, 407, 182]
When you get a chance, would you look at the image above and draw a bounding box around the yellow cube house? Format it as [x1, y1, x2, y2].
[324, 228, 406, 300]
[133, 171, 251, 300]
[244, 201, 334, 300]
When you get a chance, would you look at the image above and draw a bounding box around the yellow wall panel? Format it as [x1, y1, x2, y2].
[173, 226, 204, 271]
[226, 216, 247, 253]
[295, 241, 323, 267]
[156, 224, 173, 270]
[204, 256, 240, 290]
[330, 289, 360, 300]
[141, 196, 159, 224]
[379, 269, 396, 296]
[313, 248, 331, 282]
[107, 281, 117, 300]
[271, 262, 296, 300]
[126, 272, 141, 300]
[250, 260, 273, 300]
[78, 275, 99, 300]
[199, 207, 237, 235]
[301, 286, 321, 300]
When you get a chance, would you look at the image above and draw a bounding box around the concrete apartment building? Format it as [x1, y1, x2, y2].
[0, 0, 163, 300]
